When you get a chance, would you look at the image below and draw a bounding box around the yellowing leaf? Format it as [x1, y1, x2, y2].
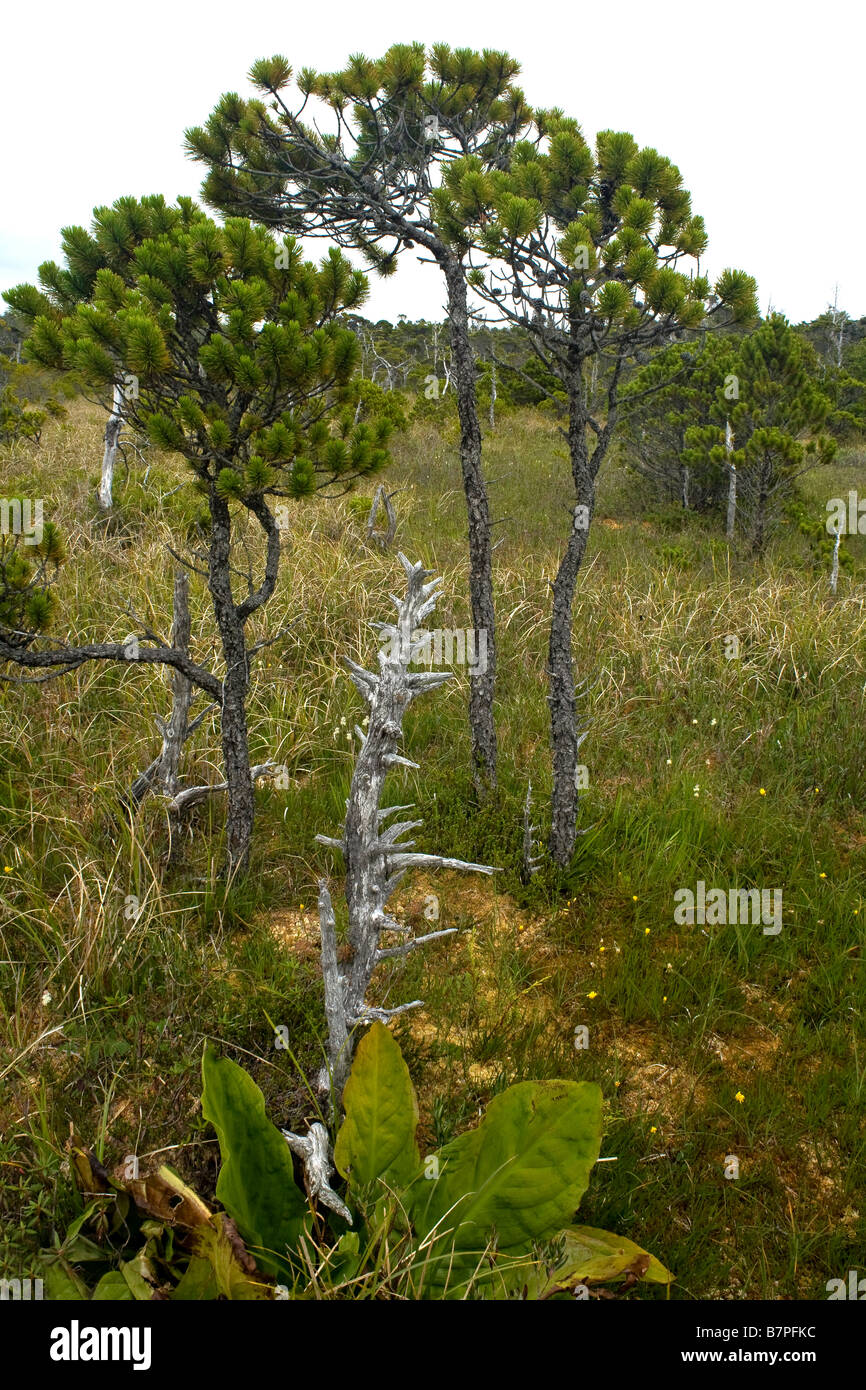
[541, 1224, 674, 1293]
[334, 1022, 420, 1192]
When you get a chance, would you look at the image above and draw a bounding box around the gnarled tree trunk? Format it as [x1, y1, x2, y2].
[443, 256, 497, 797]
[548, 378, 594, 868]
[159, 569, 194, 796]
[208, 490, 254, 876]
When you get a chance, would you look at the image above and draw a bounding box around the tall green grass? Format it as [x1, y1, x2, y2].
[0, 400, 863, 1297]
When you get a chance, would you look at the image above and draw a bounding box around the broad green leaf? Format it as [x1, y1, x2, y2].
[334, 1022, 420, 1192]
[91, 1271, 135, 1301]
[412, 1080, 603, 1259]
[540, 1225, 674, 1293]
[201, 1047, 309, 1277]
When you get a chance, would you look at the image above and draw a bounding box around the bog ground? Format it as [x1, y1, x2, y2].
[1, 400, 864, 1298]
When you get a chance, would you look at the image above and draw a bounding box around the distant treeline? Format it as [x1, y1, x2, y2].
[2, 302, 865, 440]
[343, 307, 866, 435]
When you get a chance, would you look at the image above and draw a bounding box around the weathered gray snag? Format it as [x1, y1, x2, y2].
[167, 762, 279, 815]
[99, 384, 124, 511]
[158, 569, 194, 797]
[127, 569, 277, 868]
[311, 553, 496, 1107]
[829, 522, 841, 596]
[7, 554, 270, 875]
[725, 420, 737, 542]
[128, 569, 204, 808]
[280, 1121, 352, 1223]
[365, 484, 397, 550]
[520, 780, 542, 884]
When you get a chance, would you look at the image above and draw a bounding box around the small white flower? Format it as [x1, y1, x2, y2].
[693, 784, 700, 797]
[332, 727, 339, 740]
[41, 990, 52, 1006]
[692, 718, 698, 725]
[666, 758, 672, 765]
[340, 716, 347, 727]
[362, 716, 369, 726]
[710, 717, 717, 726]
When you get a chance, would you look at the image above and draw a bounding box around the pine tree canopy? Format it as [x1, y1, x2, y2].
[617, 335, 738, 509]
[440, 117, 758, 375]
[730, 314, 834, 443]
[627, 313, 839, 537]
[185, 44, 533, 273]
[3, 196, 389, 501]
[0, 515, 64, 642]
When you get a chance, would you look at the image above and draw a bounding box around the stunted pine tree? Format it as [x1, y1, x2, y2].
[685, 314, 836, 554]
[438, 116, 757, 863]
[2, 195, 390, 875]
[619, 333, 740, 512]
[2, 199, 170, 509]
[186, 44, 534, 797]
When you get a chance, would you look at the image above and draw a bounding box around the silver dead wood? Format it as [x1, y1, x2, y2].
[829, 521, 841, 596]
[98, 383, 124, 511]
[283, 555, 497, 1204]
[280, 1122, 352, 1223]
[520, 779, 543, 884]
[126, 569, 219, 824]
[365, 484, 398, 549]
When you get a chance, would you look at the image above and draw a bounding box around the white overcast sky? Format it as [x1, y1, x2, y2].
[2, 0, 863, 326]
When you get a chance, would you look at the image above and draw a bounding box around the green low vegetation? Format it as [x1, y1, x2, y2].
[0, 396, 863, 1298]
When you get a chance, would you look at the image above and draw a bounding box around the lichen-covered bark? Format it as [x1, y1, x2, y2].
[208, 489, 254, 877]
[159, 569, 193, 796]
[444, 257, 497, 797]
[548, 376, 593, 868]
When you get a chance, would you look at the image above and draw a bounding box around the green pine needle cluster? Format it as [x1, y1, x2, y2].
[4, 198, 389, 506]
